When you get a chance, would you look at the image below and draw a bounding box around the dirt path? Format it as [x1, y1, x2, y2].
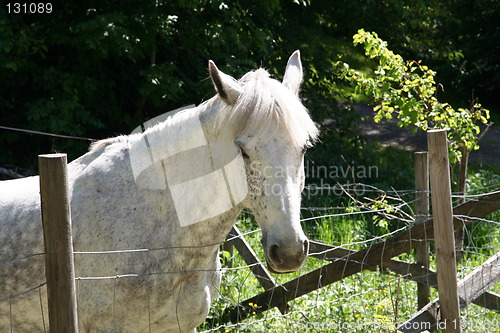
[355, 104, 500, 167]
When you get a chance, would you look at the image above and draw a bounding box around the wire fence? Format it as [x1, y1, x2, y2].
[1, 182, 500, 332]
[2, 104, 500, 331]
[200, 185, 500, 332]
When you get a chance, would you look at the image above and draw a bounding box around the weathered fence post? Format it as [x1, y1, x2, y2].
[427, 130, 461, 332]
[414, 152, 430, 310]
[39, 153, 79, 333]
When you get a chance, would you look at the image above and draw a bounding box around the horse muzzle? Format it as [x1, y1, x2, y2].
[263, 237, 309, 274]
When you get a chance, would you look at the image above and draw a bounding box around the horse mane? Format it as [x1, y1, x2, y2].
[222, 68, 319, 147]
[89, 136, 127, 152]
[89, 67, 319, 153]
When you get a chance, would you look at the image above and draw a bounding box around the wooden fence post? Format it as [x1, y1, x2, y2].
[427, 130, 461, 332]
[39, 153, 79, 333]
[414, 152, 430, 310]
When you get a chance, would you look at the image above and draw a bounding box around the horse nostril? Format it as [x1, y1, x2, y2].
[269, 243, 282, 265]
[303, 239, 309, 256]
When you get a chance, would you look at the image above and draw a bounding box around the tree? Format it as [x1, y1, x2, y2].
[338, 29, 491, 259]
[0, 0, 281, 171]
[1, 0, 498, 175]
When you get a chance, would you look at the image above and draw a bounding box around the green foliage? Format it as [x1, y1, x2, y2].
[339, 30, 490, 163]
[0, 0, 282, 168]
[1, 0, 499, 173]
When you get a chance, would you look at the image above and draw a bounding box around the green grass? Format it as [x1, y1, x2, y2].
[200, 147, 500, 332]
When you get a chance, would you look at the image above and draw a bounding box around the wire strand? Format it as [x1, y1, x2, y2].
[0, 125, 98, 142]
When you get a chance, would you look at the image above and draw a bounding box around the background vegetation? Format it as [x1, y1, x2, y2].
[0, 0, 499, 172]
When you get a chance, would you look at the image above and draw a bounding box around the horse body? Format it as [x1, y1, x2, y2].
[1, 138, 231, 332]
[0, 51, 318, 332]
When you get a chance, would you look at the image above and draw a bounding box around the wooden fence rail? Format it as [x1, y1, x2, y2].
[399, 250, 500, 332]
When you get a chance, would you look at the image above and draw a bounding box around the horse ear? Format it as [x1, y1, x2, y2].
[282, 50, 303, 95]
[208, 60, 243, 105]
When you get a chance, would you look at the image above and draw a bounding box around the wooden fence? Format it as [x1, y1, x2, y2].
[213, 130, 500, 332]
[218, 190, 500, 326]
[35, 129, 500, 332]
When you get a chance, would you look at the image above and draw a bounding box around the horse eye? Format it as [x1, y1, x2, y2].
[302, 140, 313, 154]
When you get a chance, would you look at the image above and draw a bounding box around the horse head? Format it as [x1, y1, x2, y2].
[208, 51, 319, 273]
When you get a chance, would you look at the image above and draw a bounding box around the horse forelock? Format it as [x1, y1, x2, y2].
[222, 68, 319, 147]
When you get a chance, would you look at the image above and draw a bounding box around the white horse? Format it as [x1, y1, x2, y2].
[0, 51, 319, 332]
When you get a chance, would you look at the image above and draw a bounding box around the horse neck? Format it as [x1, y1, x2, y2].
[142, 99, 242, 249]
